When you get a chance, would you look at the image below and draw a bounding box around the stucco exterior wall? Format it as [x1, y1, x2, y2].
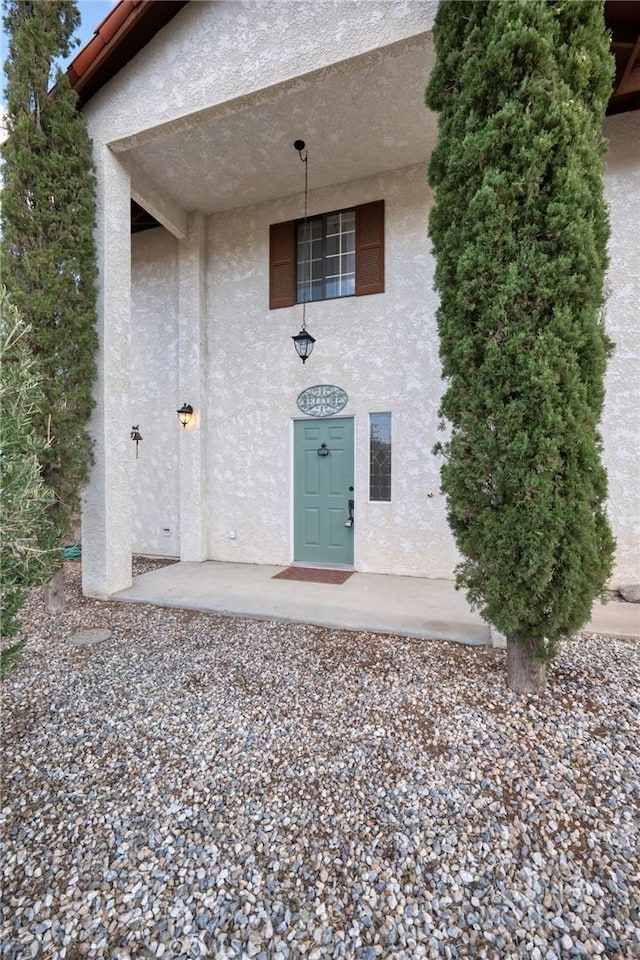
[126, 136, 640, 584]
[82, 0, 439, 598]
[130, 229, 181, 557]
[83, 1, 437, 146]
[203, 163, 458, 577]
[82, 149, 134, 598]
[85, 0, 638, 591]
[602, 111, 640, 586]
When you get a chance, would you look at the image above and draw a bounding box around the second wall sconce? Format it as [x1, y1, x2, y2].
[177, 403, 194, 428]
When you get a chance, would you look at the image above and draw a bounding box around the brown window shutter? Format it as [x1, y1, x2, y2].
[355, 200, 384, 296]
[269, 220, 296, 308]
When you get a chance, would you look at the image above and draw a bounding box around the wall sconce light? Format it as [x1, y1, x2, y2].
[292, 328, 316, 364]
[177, 403, 194, 428]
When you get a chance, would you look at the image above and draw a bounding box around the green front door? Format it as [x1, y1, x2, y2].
[294, 417, 354, 565]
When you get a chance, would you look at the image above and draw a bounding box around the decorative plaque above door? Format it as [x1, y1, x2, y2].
[297, 385, 348, 418]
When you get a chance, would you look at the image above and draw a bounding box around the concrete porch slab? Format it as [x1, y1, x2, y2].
[113, 561, 640, 645]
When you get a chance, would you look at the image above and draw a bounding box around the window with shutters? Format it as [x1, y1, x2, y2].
[269, 200, 384, 309]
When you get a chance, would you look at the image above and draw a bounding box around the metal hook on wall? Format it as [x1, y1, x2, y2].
[131, 425, 143, 459]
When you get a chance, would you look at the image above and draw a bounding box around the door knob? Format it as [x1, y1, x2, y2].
[345, 498, 355, 528]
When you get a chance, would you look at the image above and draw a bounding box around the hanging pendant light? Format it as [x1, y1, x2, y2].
[292, 327, 316, 363]
[292, 138, 315, 362]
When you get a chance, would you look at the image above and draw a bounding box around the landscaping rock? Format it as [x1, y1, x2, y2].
[619, 584, 640, 603]
[2, 562, 638, 959]
[69, 628, 112, 646]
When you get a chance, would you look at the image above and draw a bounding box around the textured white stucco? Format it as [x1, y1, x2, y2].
[83, 0, 638, 594]
[204, 163, 457, 577]
[83, 0, 439, 595]
[125, 136, 640, 584]
[130, 229, 181, 558]
[81, 3, 437, 229]
[126, 165, 456, 577]
[178, 213, 209, 561]
[82, 148, 133, 598]
[84, 2, 437, 145]
[602, 112, 640, 586]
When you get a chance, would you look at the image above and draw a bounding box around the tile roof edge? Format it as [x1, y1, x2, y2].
[66, 0, 187, 106]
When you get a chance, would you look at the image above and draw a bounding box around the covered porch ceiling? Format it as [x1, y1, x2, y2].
[118, 34, 437, 236]
[86, 2, 637, 235]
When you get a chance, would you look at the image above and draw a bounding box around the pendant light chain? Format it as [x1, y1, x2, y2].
[291, 139, 316, 363]
[302, 147, 310, 331]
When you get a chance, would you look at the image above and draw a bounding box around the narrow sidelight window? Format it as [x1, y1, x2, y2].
[369, 412, 392, 501]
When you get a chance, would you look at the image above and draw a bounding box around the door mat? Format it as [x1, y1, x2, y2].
[272, 566, 354, 585]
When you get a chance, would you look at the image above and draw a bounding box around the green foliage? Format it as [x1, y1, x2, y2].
[0, 290, 58, 674]
[1, 638, 28, 682]
[1, 0, 98, 549]
[426, 0, 615, 654]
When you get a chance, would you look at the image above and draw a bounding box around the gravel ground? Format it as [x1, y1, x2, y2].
[1, 561, 639, 960]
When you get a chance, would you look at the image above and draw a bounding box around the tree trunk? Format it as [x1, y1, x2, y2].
[507, 633, 546, 694]
[44, 565, 66, 615]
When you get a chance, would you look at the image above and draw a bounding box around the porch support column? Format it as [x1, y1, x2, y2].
[178, 211, 207, 561]
[82, 146, 132, 597]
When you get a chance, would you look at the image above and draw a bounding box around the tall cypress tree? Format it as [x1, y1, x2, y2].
[1, 0, 98, 611]
[426, 0, 615, 692]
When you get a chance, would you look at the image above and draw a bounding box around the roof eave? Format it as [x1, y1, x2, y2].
[68, 0, 189, 109]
